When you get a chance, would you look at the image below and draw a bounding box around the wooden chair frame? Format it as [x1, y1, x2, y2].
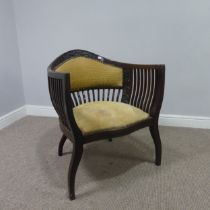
[48, 49, 165, 200]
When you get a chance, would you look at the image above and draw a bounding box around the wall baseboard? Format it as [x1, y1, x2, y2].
[159, 114, 210, 129]
[1, 105, 210, 130]
[0, 106, 26, 130]
[25, 105, 57, 117]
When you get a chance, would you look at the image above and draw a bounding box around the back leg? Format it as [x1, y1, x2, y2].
[149, 124, 162, 166]
[58, 134, 67, 156]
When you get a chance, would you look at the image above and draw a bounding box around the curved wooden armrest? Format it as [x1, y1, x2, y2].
[122, 65, 165, 118]
[48, 70, 78, 130]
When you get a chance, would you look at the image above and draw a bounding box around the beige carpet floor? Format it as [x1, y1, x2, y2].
[0, 116, 209, 210]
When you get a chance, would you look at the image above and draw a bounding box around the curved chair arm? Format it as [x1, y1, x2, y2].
[122, 65, 165, 119]
[48, 70, 81, 138]
[150, 66, 165, 119]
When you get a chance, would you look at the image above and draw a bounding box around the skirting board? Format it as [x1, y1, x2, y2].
[25, 105, 57, 117]
[0, 106, 26, 130]
[1, 105, 210, 130]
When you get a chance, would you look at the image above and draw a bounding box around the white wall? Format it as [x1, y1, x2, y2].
[0, 0, 24, 116]
[13, 0, 210, 116]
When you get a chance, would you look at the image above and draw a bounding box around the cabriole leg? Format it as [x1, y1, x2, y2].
[149, 124, 162, 166]
[68, 142, 83, 200]
[58, 134, 67, 156]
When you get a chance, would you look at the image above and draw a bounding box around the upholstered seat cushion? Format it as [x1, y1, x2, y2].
[73, 101, 149, 135]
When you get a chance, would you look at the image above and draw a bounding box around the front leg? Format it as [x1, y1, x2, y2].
[149, 124, 162, 166]
[68, 141, 83, 200]
[58, 134, 67, 156]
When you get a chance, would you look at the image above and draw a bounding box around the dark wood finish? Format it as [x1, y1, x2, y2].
[58, 134, 67, 156]
[68, 141, 83, 200]
[47, 49, 165, 200]
[149, 124, 162, 165]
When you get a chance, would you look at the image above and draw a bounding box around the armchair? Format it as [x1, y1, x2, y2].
[48, 49, 165, 200]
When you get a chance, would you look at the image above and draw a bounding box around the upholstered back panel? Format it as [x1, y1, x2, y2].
[55, 57, 123, 91]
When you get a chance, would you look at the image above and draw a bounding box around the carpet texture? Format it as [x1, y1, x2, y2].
[0, 116, 209, 210]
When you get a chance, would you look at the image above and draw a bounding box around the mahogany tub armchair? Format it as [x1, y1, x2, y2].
[47, 49, 165, 200]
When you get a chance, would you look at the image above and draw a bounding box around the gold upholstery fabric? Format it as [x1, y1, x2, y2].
[55, 57, 122, 90]
[73, 101, 149, 135]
